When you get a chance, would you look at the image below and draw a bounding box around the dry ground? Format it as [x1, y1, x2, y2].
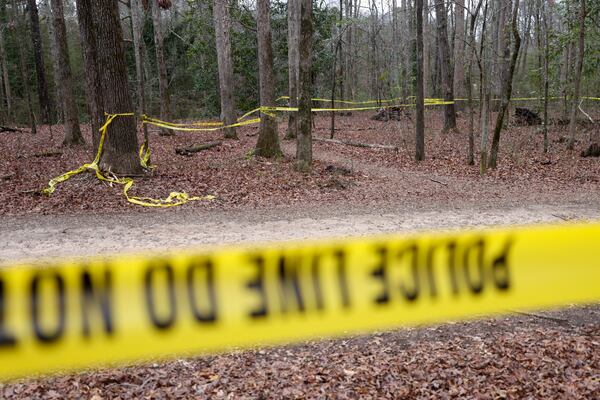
[0, 107, 599, 398]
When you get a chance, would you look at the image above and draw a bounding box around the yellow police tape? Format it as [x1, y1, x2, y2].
[42, 113, 215, 207]
[0, 222, 599, 380]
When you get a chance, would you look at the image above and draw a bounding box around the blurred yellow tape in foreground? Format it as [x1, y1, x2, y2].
[1, 222, 599, 380]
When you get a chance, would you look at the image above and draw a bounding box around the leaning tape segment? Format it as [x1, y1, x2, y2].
[0, 222, 599, 380]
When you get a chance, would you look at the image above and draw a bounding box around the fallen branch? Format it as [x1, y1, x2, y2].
[32, 151, 63, 158]
[578, 100, 594, 124]
[428, 178, 448, 186]
[0, 125, 24, 133]
[1, 173, 14, 181]
[314, 137, 398, 151]
[175, 140, 222, 156]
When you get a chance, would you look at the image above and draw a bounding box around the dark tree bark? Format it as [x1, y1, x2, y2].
[433, 0, 457, 131]
[296, 0, 312, 171]
[0, 25, 12, 118]
[285, 0, 299, 140]
[27, 0, 53, 123]
[75, 0, 104, 151]
[213, 0, 237, 139]
[151, 0, 171, 135]
[255, 0, 281, 158]
[453, 0, 465, 98]
[50, 0, 84, 146]
[415, 0, 424, 160]
[567, 0, 586, 150]
[92, 0, 142, 174]
[488, 0, 521, 169]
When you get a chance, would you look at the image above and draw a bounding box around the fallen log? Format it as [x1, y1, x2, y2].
[0, 125, 24, 133]
[314, 137, 398, 151]
[175, 140, 222, 156]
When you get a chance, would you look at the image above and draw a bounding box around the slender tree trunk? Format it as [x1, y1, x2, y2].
[466, 0, 482, 165]
[296, 0, 312, 171]
[151, 0, 171, 135]
[213, 0, 237, 139]
[255, 0, 281, 158]
[0, 26, 12, 118]
[453, 0, 465, 98]
[488, 0, 520, 169]
[480, 0, 489, 175]
[286, 0, 299, 139]
[42, 0, 61, 121]
[92, 0, 142, 175]
[415, 0, 424, 160]
[75, 0, 104, 151]
[567, 0, 586, 150]
[50, 0, 83, 145]
[542, 0, 550, 153]
[434, 0, 457, 131]
[27, 0, 53, 123]
[130, 0, 150, 153]
[11, 0, 36, 134]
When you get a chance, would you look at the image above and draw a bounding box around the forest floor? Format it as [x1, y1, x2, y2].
[0, 108, 599, 398]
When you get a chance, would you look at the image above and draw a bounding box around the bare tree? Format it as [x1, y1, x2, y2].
[285, 0, 299, 140]
[213, 0, 237, 139]
[151, 0, 172, 135]
[453, 0, 466, 98]
[131, 0, 150, 150]
[0, 24, 12, 117]
[27, 0, 53, 123]
[567, 0, 586, 150]
[466, 0, 483, 165]
[415, 0, 425, 160]
[50, 0, 84, 145]
[296, 0, 312, 171]
[488, 0, 520, 169]
[255, 0, 281, 158]
[434, 0, 457, 131]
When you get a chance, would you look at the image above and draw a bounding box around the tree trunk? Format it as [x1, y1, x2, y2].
[479, 0, 490, 175]
[0, 26, 12, 118]
[453, 0, 465, 98]
[415, 0, 425, 160]
[296, 0, 312, 171]
[213, 0, 237, 139]
[42, 0, 61, 121]
[285, 0, 299, 139]
[11, 0, 36, 134]
[567, 0, 586, 150]
[434, 0, 456, 131]
[466, 0, 483, 165]
[75, 0, 104, 151]
[27, 0, 53, 123]
[92, 0, 142, 175]
[130, 0, 149, 151]
[50, 0, 84, 145]
[488, 0, 520, 169]
[254, 0, 281, 158]
[151, 0, 171, 135]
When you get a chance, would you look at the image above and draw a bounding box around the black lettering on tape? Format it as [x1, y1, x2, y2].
[278, 254, 305, 313]
[334, 250, 351, 308]
[371, 247, 390, 304]
[0, 277, 17, 347]
[491, 240, 512, 290]
[447, 242, 460, 295]
[424, 244, 439, 298]
[144, 262, 177, 330]
[397, 244, 419, 301]
[81, 268, 114, 337]
[246, 255, 268, 318]
[30, 271, 66, 343]
[186, 258, 218, 323]
[462, 239, 485, 294]
[311, 255, 324, 310]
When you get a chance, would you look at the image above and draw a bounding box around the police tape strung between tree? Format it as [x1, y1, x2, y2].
[0, 222, 599, 380]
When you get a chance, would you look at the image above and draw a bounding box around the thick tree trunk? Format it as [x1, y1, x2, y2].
[254, 0, 281, 158]
[131, 0, 149, 150]
[453, 0, 465, 98]
[213, 0, 237, 139]
[567, 0, 586, 150]
[27, 0, 53, 123]
[92, 0, 142, 175]
[75, 0, 104, 151]
[296, 0, 312, 171]
[151, 0, 171, 135]
[50, 0, 84, 146]
[488, 0, 520, 169]
[415, 0, 424, 161]
[11, 0, 36, 134]
[285, 0, 299, 139]
[434, 0, 456, 130]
